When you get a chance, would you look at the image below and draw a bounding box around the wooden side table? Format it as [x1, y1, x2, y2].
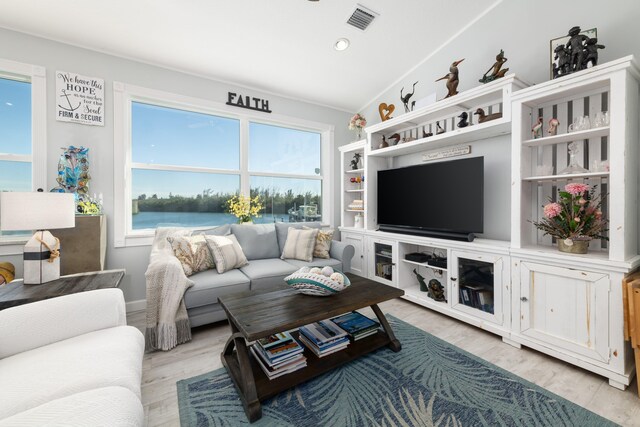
[0, 269, 125, 310]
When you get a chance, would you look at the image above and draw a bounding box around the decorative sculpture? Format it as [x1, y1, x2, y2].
[423, 130, 433, 138]
[378, 103, 395, 122]
[51, 146, 90, 196]
[388, 133, 401, 145]
[479, 50, 509, 84]
[379, 135, 389, 149]
[350, 152, 361, 170]
[532, 117, 543, 139]
[553, 26, 605, 79]
[584, 38, 605, 68]
[400, 82, 418, 113]
[435, 59, 464, 98]
[548, 118, 560, 136]
[457, 112, 469, 128]
[436, 121, 445, 135]
[0, 262, 15, 285]
[413, 269, 428, 292]
[567, 26, 589, 72]
[428, 279, 446, 302]
[473, 108, 502, 123]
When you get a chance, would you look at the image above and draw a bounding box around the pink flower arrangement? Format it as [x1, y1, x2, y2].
[349, 113, 367, 131]
[533, 183, 608, 241]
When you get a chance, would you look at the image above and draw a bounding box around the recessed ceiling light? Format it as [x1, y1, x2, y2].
[334, 38, 350, 51]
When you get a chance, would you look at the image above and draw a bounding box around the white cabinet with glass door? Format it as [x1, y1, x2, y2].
[368, 237, 397, 286]
[450, 250, 507, 327]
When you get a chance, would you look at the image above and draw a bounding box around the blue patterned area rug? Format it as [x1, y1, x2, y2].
[177, 316, 616, 426]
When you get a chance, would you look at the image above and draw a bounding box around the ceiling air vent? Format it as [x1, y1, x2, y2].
[346, 4, 378, 31]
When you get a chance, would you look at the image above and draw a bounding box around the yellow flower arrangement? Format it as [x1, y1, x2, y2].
[226, 195, 263, 223]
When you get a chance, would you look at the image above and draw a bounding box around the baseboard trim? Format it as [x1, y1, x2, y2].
[126, 299, 146, 313]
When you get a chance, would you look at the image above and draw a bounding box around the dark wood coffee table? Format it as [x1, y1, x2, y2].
[0, 269, 125, 310]
[218, 273, 404, 422]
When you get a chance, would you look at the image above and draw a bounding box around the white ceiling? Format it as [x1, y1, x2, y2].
[0, 0, 499, 112]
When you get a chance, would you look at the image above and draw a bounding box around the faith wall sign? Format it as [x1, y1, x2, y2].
[226, 92, 272, 113]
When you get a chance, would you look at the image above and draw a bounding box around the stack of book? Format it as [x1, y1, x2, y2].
[459, 284, 494, 314]
[347, 199, 364, 211]
[298, 320, 350, 357]
[250, 332, 306, 379]
[331, 311, 381, 341]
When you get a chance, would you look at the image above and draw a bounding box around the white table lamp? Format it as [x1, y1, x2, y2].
[0, 191, 76, 284]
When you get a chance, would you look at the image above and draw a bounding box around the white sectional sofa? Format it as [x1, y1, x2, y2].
[0, 288, 145, 426]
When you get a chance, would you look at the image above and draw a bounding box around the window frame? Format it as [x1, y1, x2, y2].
[0, 58, 47, 254]
[114, 82, 334, 248]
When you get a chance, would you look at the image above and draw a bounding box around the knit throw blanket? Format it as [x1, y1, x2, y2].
[145, 227, 194, 352]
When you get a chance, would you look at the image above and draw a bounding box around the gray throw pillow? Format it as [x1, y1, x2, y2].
[275, 222, 322, 255]
[205, 234, 248, 273]
[231, 223, 279, 260]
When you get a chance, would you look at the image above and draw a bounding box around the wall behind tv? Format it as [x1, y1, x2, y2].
[0, 27, 352, 304]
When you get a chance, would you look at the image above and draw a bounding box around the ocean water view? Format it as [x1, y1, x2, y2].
[132, 211, 293, 230]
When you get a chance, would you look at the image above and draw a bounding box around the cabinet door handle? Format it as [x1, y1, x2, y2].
[521, 297, 528, 302]
[451, 278, 457, 281]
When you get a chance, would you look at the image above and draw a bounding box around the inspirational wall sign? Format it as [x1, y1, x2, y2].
[56, 71, 105, 126]
[226, 92, 272, 113]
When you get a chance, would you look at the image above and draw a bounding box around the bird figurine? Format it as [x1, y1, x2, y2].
[388, 133, 401, 145]
[457, 112, 469, 128]
[379, 135, 389, 149]
[474, 108, 502, 123]
[532, 117, 543, 139]
[548, 118, 560, 136]
[400, 82, 418, 113]
[435, 59, 464, 98]
[436, 121, 445, 135]
[423, 130, 433, 138]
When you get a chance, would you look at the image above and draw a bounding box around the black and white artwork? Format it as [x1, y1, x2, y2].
[56, 71, 104, 126]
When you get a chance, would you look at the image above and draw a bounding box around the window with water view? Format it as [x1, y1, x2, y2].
[130, 102, 323, 230]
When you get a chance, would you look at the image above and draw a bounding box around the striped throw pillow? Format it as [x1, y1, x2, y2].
[205, 234, 249, 274]
[281, 227, 319, 262]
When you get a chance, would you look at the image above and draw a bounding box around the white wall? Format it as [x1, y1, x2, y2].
[361, 0, 640, 121]
[0, 28, 353, 303]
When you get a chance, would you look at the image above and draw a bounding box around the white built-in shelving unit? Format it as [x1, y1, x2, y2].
[339, 56, 640, 390]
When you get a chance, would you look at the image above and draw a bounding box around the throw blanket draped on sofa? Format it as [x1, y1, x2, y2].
[145, 227, 194, 351]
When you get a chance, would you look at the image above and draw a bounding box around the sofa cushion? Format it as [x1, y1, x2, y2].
[205, 234, 249, 274]
[167, 234, 215, 276]
[281, 227, 318, 262]
[284, 257, 343, 271]
[202, 223, 231, 236]
[240, 258, 298, 290]
[275, 222, 322, 255]
[0, 325, 144, 420]
[231, 223, 279, 260]
[0, 386, 143, 427]
[184, 268, 250, 309]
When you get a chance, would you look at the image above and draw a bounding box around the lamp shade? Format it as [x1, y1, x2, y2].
[0, 192, 75, 231]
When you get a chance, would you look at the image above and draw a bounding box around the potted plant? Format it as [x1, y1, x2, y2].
[532, 183, 607, 254]
[226, 195, 263, 224]
[348, 113, 367, 140]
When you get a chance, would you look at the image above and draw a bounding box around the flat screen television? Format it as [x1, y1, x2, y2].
[377, 157, 483, 241]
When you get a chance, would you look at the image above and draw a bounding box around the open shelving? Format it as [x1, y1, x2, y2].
[339, 140, 366, 230]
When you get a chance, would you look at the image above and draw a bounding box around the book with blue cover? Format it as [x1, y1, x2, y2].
[330, 311, 380, 336]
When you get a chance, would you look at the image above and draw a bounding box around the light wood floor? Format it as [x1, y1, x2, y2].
[128, 298, 640, 427]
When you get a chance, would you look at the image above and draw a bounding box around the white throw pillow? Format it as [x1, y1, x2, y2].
[281, 227, 319, 262]
[205, 234, 249, 274]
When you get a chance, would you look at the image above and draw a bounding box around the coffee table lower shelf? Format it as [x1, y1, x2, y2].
[222, 327, 400, 422]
